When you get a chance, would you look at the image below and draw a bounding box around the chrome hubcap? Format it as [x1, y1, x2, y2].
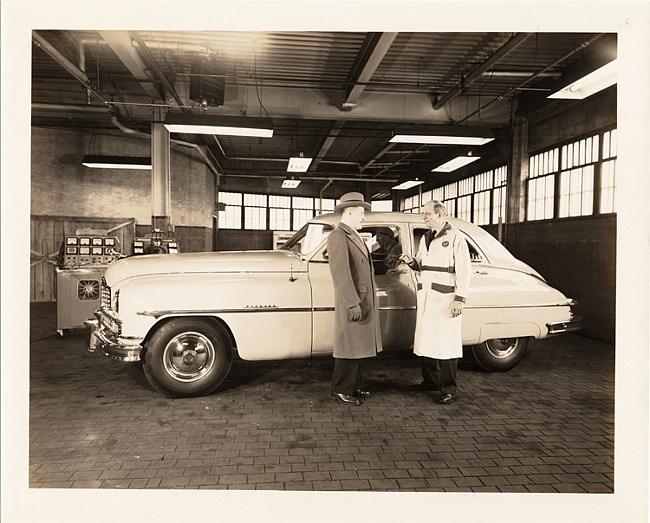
[485, 338, 518, 359]
[163, 331, 216, 382]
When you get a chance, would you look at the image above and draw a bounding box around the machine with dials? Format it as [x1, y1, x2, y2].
[55, 230, 122, 336]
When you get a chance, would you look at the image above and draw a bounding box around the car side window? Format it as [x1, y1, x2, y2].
[360, 226, 403, 275]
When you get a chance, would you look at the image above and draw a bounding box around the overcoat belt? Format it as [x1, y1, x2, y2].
[327, 222, 383, 359]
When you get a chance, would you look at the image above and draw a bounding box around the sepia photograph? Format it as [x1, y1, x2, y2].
[2, 1, 649, 522]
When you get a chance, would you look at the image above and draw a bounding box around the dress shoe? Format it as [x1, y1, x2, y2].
[437, 393, 456, 404]
[330, 392, 361, 406]
[354, 389, 371, 397]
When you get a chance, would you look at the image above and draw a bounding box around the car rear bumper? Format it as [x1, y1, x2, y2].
[546, 317, 583, 335]
[85, 314, 143, 362]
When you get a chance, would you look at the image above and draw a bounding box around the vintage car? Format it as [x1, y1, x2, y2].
[85, 212, 582, 397]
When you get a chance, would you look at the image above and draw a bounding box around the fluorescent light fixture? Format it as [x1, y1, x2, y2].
[82, 155, 151, 170]
[390, 135, 494, 146]
[432, 155, 481, 173]
[548, 59, 617, 100]
[164, 113, 273, 137]
[392, 179, 425, 190]
[282, 178, 301, 189]
[287, 156, 313, 172]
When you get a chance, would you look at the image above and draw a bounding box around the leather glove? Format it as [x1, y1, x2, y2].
[349, 304, 362, 321]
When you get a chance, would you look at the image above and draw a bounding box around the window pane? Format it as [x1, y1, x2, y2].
[293, 208, 314, 229]
[600, 159, 616, 213]
[218, 206, 242, 229]
[269, 208, 291, 230]
[492, 186, 506, 224]
[371, 200, 393, 212]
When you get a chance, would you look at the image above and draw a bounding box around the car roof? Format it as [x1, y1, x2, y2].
[310, 211, 519, 267]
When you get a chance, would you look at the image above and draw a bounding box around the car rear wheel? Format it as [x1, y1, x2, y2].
[471, 337, 529, 371]
[143, 318, 233, 398]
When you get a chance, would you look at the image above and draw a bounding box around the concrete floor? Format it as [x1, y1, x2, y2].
[29, 302, 614, 492]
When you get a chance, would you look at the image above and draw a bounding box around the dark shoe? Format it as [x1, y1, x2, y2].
[330, 392, 361, 406]
[438, 393, 456, 404]
[354, 389, 371, 397]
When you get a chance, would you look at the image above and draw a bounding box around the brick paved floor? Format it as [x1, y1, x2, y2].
[29, 302, 614, 492]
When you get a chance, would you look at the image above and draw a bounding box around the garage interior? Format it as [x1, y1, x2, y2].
[26, 27, 623, 501]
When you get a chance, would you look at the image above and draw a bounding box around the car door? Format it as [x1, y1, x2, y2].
[308, 223, 418, 354]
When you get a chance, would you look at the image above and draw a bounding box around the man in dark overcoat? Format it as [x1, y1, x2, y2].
[327, 192, 383, 406]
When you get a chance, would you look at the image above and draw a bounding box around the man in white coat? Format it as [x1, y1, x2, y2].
[401, 200, 471, 404]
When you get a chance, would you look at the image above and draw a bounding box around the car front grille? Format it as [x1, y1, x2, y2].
[100, 278, 112, 310]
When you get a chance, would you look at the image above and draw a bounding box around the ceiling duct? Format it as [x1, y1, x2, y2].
[189, 60, 226, 107]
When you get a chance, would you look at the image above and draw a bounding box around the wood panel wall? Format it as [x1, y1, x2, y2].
[30, 216, 136, 302]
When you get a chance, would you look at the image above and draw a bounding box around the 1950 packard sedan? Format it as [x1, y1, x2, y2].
[85, 212, 581, 398]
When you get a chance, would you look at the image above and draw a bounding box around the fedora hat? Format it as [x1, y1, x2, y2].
[334, 192, 371, 213]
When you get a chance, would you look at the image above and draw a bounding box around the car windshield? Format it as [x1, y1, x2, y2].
[280, 222, 334, 256]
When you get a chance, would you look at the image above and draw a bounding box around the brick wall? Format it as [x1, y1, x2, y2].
[31, 127, 215, 250]
[484, 214, 616, 343]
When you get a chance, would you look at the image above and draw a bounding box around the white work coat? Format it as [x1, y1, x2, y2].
[412, 223, 471, 359]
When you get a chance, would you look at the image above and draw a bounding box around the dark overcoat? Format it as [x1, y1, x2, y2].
[327, 222, 383, 359]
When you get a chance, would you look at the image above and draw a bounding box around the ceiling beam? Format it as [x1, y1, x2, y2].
[343, 32, 398, 108]
[98, 31, 162, 101]
[433, 32, 533, 110]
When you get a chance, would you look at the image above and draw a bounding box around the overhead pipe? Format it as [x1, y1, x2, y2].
[432, 33, 533, 110]
[32, 31, 109, 106]
[457, 33, 606, 125]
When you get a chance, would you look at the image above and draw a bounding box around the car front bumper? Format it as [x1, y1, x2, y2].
[85, 313, 143, 362]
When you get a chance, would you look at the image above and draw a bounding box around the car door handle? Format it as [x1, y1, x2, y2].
[388, 268, 409, 274]
[474, 270, 488, 275]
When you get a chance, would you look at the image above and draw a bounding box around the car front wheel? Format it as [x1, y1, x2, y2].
[143, 317, 233, 398]
[471, 336, 529, 371]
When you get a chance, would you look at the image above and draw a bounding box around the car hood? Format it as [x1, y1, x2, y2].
[105, 250, 303, 286]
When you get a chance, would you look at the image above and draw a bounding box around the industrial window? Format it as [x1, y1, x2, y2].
[431, 187, 444, 202]
[217, 191, 242, 229]
[473, 170, 492, 226]
[292, 197, 315, 230]
[244, 193, 268, 230]
[492, 166, 507, 224]
[456, 177, 473, 221]
[371, 200, 393, 212]
[269, 195, 291, 231]
[319, 198, 336, 214]
[402, 194, 419, 213]
[528, 128, 617, 221]
[527, 148, 558, 221]
[558, 137, 597, 217]
[600, 129, 617, 213]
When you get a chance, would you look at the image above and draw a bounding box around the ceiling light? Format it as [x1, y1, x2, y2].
[392, 179, 425, 190]
[548, 59, 617, 100]
[82, 155, 151, 170]
[281, 178, 301, 189]
[163, 113, 273, 137]
[287, 156, 312, 172]
[432, 156, 481, 172]
[390, 135, 494, 146]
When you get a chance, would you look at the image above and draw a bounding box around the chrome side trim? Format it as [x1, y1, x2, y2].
[138, 307, 316, 318]
[464, 302, 574, 309]
[138, 305, 419, 318]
